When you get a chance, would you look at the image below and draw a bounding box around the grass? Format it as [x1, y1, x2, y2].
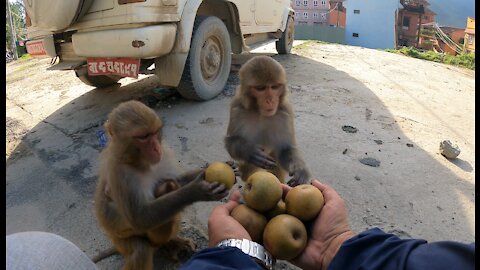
[6, 54, 46, 84]
[385, 47, 475, 70]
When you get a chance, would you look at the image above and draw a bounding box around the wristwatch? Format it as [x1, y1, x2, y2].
[217, 238, 275, 270]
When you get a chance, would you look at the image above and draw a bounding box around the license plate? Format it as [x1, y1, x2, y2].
[87, 58, 141, 78]
[26, 40, 47, 56]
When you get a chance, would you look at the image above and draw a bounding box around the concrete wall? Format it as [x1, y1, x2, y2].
[294, 24, 346, 44]
[343, 0, 399, 49]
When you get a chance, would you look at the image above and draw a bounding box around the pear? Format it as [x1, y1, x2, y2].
[231, 204, 268, 243]
[264, 199, 287, 220]
[263, 214, 307, 260]
[243, 171, 282, 212]
[205, 161, 236, 189]
[285, 184, 324, 221]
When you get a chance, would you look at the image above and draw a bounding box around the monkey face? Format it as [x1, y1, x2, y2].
[250, 83, 285, 117]
[133, 128, 163, 164]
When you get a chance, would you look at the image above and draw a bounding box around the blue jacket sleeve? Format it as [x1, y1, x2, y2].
[179, 246, 263, 270]
[328, 227, 475, 270]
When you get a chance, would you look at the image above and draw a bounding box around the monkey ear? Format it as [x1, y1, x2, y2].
[239, 86, 252, 109]
[104, 120, 113, 137]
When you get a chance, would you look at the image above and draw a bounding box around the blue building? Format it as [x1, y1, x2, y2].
[344, 0, 401, 49]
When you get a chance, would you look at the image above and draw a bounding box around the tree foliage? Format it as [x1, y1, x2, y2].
[6, 0, 26, 51]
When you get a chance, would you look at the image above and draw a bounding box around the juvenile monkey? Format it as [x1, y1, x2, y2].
[94, 100, 228, 270]
[225, 56, 312, 186]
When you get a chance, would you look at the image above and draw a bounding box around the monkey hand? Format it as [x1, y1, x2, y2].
[188, 171, 229, 201]
[248, 145, 277, 170]
[287, 163, 311, 187]
[225, 160, 241, 177]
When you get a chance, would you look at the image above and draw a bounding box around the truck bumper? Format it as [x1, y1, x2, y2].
[72, 24, 177, 58]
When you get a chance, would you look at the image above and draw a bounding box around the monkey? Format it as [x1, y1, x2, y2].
[224, 55, 312, 187]
[92, 180, 188, 263]
[94, 100, 229, 270]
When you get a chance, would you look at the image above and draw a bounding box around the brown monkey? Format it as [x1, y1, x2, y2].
[94, 100, 228, 270]
[225, 56, 311, 187]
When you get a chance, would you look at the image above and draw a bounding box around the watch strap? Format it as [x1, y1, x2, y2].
[217, 238, 275, 270]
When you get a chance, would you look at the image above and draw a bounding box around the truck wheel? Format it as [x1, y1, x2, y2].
[177, 16, 232, 101]
[74, 67, 121, 88]
[276, 16, 295, 54]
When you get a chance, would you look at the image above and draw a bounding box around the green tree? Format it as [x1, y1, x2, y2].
[6, 0, 26, 52]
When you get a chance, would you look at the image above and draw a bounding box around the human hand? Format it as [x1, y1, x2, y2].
[207, 190, 252, 247]
[285, 180, 355, 270]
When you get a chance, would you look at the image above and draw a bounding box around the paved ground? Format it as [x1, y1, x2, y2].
[6, 41, 475, 269]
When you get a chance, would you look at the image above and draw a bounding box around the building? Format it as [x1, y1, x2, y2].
[397, 0, 436, 47]
[438, 27, 465, 55]
[343, 0, 400, 49]
[464, 17, 475, 53]
[327, 0, 346, 28]
[291, 0, 331, 25]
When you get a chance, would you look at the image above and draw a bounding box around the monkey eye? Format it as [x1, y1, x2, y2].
[271, 83, 284, 90]
[252, 85, 267, 91]
[252, 84, 284, 91]
[134, 134, 150, 140]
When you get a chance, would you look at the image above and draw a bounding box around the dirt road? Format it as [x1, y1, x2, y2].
[6, 41, 475, 269]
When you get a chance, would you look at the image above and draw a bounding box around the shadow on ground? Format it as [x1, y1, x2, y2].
[6, 50, 475, 269]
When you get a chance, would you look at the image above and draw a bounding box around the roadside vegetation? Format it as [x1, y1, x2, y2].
[385, 47, 475, 70]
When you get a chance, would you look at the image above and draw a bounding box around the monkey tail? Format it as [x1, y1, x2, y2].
[91, 246, 118, 263]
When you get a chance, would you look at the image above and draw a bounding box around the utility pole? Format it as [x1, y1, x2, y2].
[6, 0, 19, 60]
[336, 1, 340, 27]
[415, 4, 424, 48]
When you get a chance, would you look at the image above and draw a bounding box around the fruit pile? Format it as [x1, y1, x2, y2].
[204, 162, 325, 260]
[234, 171, 325, 260]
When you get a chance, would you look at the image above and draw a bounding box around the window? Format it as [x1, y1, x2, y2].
[353, 9, 360, 14]
[295, 12, 300, 18]
[313, 12, 319, 18]
[321, 13, 327, 20]
[402, 16, 410, 30]
[353, 33, 359, 37]
[468, 34, 473, 44]
[295, 0, 301, 6]
[321, 0, 326, 5]
[423, 15, 429, 20]
[303, 12, 308, 18]
[303, 0, 308, 6]
[313, 0, 318, 6]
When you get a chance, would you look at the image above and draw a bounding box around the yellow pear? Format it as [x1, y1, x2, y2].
[285, 184, 324, 221]
[264, 199, 287, 220]
[231, 204, 268, 243]
[205, 161, 236, 189]
[243, 171, 282, 212]
[263, 214, 307, 260]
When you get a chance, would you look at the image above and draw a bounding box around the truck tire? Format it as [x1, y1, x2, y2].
[177, 16, 232, 101]
[74, 67, 121, 88]
[276, 16, 295, 54]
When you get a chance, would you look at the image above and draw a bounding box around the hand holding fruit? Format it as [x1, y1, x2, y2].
[289, 180, 354, 270]
[207, 190, 252, 247]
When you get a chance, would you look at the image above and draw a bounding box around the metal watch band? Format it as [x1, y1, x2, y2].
[217, 238, 275, 270]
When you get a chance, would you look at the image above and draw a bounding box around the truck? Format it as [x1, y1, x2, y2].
[24, 0, 295, 101]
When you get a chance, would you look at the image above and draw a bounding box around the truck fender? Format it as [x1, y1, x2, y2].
[154, 0, 203, 87]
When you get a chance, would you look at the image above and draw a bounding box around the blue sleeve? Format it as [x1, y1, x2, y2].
[179, 246, 263, 270]
[328, 227, 475, 270]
